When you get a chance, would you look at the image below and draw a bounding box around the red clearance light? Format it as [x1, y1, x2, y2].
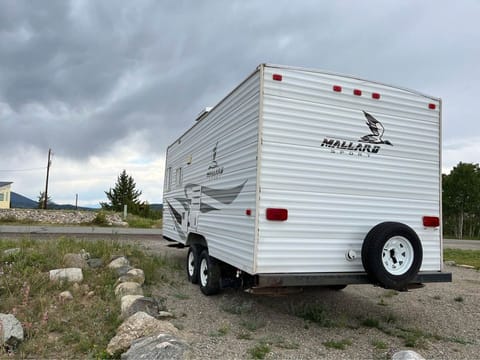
[245, 209, 252, 216]
[333, 85, 342, 92]
[266, 208, 288, 221]
[353, 89, 362, 96]
[272, 74, 282, 81]
[423, 216, 440, 227]
[372, 92, 381, 99]
[428, 103, 436, 110]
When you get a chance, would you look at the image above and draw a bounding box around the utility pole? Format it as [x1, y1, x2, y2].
[44, 148, 52, 210]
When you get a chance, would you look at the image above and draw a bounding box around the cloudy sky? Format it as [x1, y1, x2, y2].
[1, 0, 478, 207]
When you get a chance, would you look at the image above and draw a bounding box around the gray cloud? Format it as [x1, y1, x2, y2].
[1, 0, 479, 196]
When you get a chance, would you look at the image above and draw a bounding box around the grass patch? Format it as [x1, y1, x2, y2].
[0, 237, 173, 358]
[125, 214, 162, 229]
[209, 325, 230, 337]
[220, 300, 252, 315]
[323, 339, 352, 350]
[292, 302, 335, 327]
[362, 318, 380, 328]
[237, 332, 253, 340]
[444, 248, 480, 269]
[173, 292, 190, 300]
[371, 339, 388, 349]
[248, 342, 271, 359]
[0, 216, 40, 225]
[240, 319, 266, 332]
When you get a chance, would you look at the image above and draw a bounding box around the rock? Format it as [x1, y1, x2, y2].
[59, 291, 73, 301]
[108, 257, 130, 270]
[444, 260, 456, 266]
[0, 313, 24, 347]
[458, 264, 475, 269]
[117, 268, 145, 285]
[72, 283, 80, 291]
[87, 291, 95, 298]
[158, 311, 174, 319]
[49, 268, 83, 283]
[87, 258, 103, 268]
[3, 248, 21, 256]
[121, 295, 144, 316]
[112, 221, 129, 227]
[121, 333, 188, 360]
[115, 265, 134, 276]
[392, 350, 426, 360]
[79, 249, 90, 260]
[121, 296, 160, 319]
[107, 311, 179, 356]
[63, 253, 88, 269]
[115, 282, 143, 298]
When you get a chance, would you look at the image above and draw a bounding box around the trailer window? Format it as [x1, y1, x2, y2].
[175, 168, 183, 187]
[166, 167, 172, 192]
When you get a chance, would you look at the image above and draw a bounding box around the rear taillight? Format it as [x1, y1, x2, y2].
[423, 216, 440, 227]
[266, 208, 288, 221]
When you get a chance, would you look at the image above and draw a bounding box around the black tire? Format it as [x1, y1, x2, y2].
[361, 222, 423, 290]
[198, 250, 221, 296]
[327, 285, 347, 291]
[186, 245, 201, 284]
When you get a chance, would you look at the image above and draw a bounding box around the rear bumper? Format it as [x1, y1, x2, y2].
[256, 271, 452, 288]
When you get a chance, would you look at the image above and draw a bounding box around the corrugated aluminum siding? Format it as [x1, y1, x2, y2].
[163, 70, 260, 273]
[257, 65, 441, 274]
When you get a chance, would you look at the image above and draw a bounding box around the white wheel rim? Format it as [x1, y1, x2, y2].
[187, 250, 195, 277]
[200, 257, 208, 286]
[382, 236, 414, 275]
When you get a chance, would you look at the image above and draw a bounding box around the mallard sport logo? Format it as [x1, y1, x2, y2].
[321, 111, 393, 156]
[206, 141, 224, 178]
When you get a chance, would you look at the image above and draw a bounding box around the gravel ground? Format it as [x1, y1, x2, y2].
[140, 239, 478, 359]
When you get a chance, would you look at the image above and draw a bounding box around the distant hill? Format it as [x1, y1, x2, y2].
[150, 203, 163, 211]
[10, 192, 94, 210]
[11, 192, 37, 209]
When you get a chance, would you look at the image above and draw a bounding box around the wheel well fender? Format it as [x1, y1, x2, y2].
[186, 233, 207, 249]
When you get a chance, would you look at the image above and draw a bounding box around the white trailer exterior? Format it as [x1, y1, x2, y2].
[163, 64, 450, 294]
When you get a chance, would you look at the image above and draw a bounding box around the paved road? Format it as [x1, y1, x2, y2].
[1, 226, 479, 250]
[0, 225, 162, 241]
[444, 238, 480, 250]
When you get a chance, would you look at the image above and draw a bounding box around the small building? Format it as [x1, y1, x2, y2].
[0, 182, 13, 209]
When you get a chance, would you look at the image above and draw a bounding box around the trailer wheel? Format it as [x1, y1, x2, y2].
[361, 222, 422, 290]
[199, 250, 221, 296]
[186, 245, 201, 284]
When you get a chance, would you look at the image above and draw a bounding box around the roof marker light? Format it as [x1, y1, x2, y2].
[372, 92, 381, 99]
[333, 85, 342, 92]
[353, 89, 362, 96]
[428, 103, 436, 110]
[272, 74, 282, 81]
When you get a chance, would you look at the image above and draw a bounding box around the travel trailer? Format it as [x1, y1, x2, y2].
[163, 64, 451, 295]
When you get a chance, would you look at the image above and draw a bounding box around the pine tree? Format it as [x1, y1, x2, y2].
[101, 170, 142, 213]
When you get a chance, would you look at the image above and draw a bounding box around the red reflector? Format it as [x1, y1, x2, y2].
[333, 85, 342, 92]
[353, 89, 362, 96]
[266, 208, 288, 221]
[428, 103, 436, 110]
[245, 209, 252, 216]
[272, 74, 282, 81]
[423, 216, 440, 227]
[372, 92, 381, 99]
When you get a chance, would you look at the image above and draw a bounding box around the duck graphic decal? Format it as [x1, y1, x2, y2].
[359, 111, 393, 146]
